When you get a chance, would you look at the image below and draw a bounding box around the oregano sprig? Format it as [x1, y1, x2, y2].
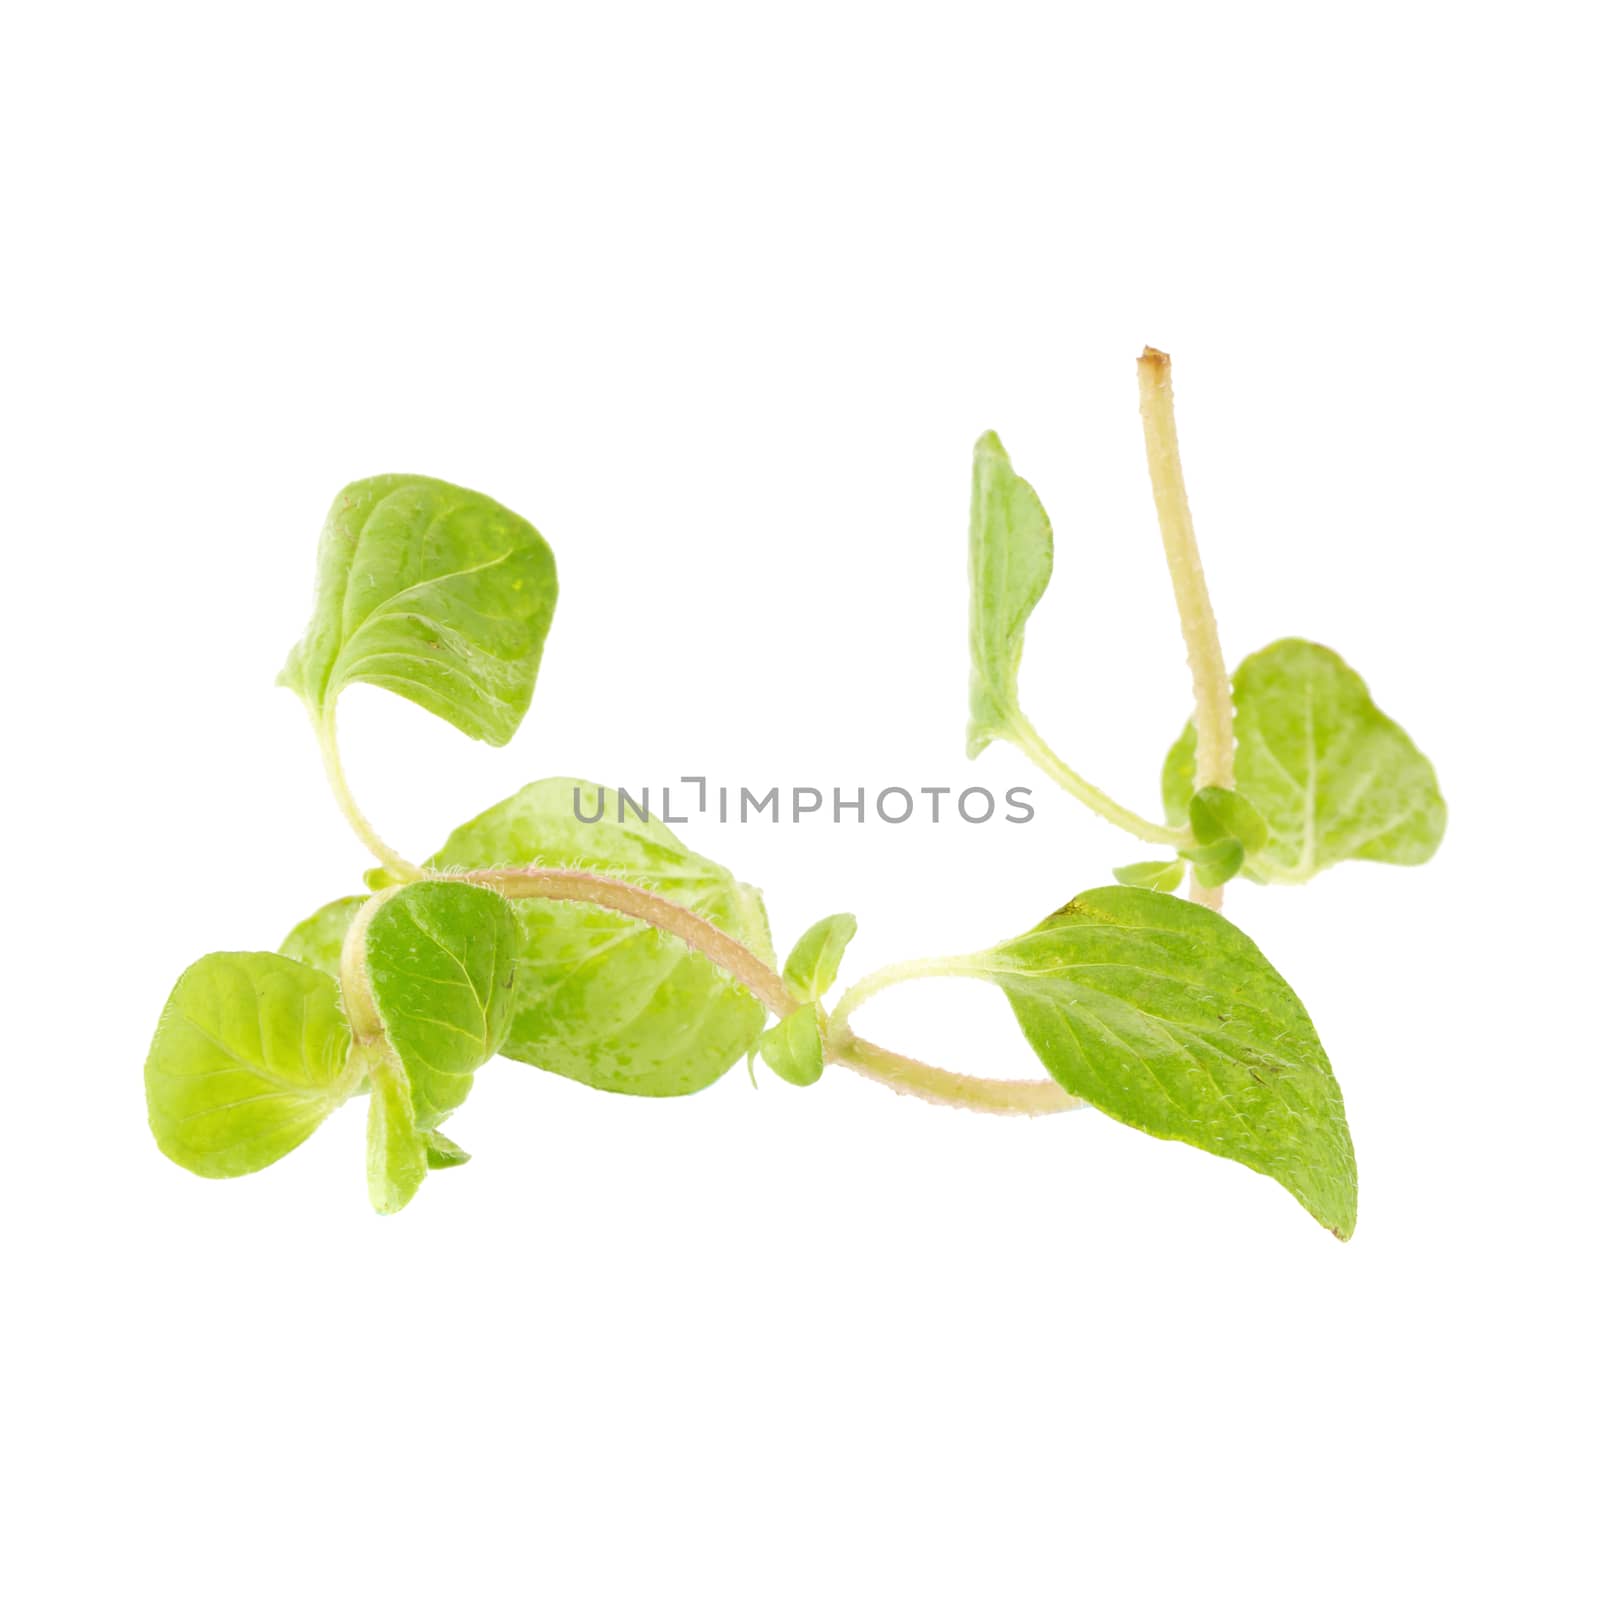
[144, 352, 1445, 1237]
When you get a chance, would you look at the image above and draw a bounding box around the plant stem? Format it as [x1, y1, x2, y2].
[455, 866, 1078, 1117]
[831, 1035, 1077, 1116]
[829, 954, 984, 1035]
[316, 708, 422, 883]
[1006, 711, 1189, 847]
[469, 866, 795, 1013]
[1137, 346, 1235, 908]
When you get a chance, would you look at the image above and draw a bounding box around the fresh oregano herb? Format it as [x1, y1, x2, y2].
[144, 350, 1445, 1236]
[781, 913, 858, 1002]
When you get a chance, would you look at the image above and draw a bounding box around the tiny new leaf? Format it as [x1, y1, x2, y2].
[1183, 836, 1246, 888]
[782, 913, 858, 1001]
[967, 432, 1053, 757]
[361, 881, 520, 1131]
[1189, 786, 1269, 853]
[146, 952, 356, 1179]
[1163, 639, 1446, 883]
[973, 887, 1357, 1236]
[279, 474, 558, 746]
[1113, 860, 1186, 893]
[423, 1130, 472, 1169]
[758, 1006, 826, 1087]
[427, 780, 772, 1096]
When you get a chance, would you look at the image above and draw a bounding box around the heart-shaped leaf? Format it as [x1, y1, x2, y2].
[1163, 639, 1445, 883]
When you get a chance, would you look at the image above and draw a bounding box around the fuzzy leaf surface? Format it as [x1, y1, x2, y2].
[366, 1059, 428, 1214]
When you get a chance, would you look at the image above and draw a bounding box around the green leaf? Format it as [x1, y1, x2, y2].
[427, 779, 772, 1096]
[145, 952, 356, 1179]
[967, 432, 1053, 757]
[758, 1006, 825, 1087]
[782, 913, 857, 1001]
[362, 881, 519, 1131]
[1189, 786, 1268, 854]
[973, 887, 1357, 1237]
[1163, 639, 1446, 884]
[1183, 837, 1246, 888]
[366, 1059, 428, 1214]
[279, 894, 367, 978]
[423, 1130, 472, 1169]
[1112, 860, 1186, 893]
[279, 475, 558, 747]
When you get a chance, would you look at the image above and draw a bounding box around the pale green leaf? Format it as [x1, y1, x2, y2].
[1112, 860, 1186, 893]
[427, 779, 771, 1096]
[279, 474, 558, 746]
[279, 894, 367, 978]
[145, 952, 356, 1179]
[973, 887, 1357, 1236]
[1163, 639, 1446, 884]
[758, 1006, 825, 1087]
[423, 1130, 472, 1169]
[782, 913, 857, 1001]
[367, 1059, 428, 1214]
[1189, 786, 1268, 854]
[362, 881, 519, 1130]
[967, 432, 1053, 757]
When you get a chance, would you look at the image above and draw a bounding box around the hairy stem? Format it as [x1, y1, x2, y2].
[1137, 346, 1235, 908]
[456, 866, 1077, 1117]
[830, 954, 985, 1035]
[831, 1035, 1077, 1116]
[316, 708, 422, 884]
[1006, 711, 1188, 847]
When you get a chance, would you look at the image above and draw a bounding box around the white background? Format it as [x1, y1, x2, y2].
[4, 4, 1595, 1595]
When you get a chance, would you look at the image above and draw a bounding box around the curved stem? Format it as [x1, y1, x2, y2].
[1137, 346, 1235, 908]
[316, 707, 422, 883]
[832, 1035, 1077, 1116]
[1006, 711, 1189, 847]
[467, 866, 795, 1014]
[830, 954, 983, 1036]
[454, 866, 1077, 1117]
